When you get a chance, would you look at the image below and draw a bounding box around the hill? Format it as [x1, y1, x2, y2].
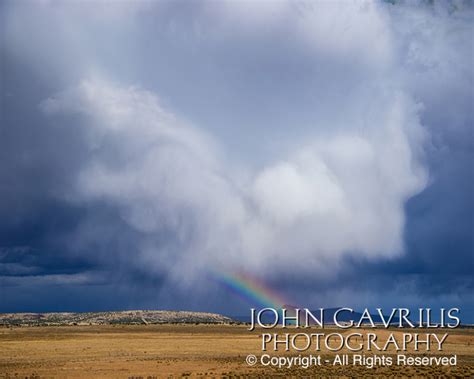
[0, 310, 233, 326]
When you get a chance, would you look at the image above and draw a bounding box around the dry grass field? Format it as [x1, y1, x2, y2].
[0, 324, 473, 378]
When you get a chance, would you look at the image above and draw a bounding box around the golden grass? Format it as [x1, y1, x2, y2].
[0, 324, 472, 378]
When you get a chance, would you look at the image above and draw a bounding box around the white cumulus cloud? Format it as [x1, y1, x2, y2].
[41, 75, 427, 282]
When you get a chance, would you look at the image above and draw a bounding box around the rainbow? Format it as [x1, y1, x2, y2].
[210, 271, 288, 309]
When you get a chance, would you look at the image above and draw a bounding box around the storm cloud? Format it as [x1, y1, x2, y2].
[1, 0, 472, 317]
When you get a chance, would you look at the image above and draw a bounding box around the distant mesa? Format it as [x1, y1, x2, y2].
[0, 310, 234, 326]
[1, 307, 402, 327]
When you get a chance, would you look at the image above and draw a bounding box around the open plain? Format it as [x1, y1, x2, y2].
[0, 324, 473, 378]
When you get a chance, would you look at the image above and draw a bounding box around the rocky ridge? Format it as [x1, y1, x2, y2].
[0, 310, 234, 326]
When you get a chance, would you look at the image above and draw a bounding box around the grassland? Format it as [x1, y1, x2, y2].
[0, 324, 472, 378]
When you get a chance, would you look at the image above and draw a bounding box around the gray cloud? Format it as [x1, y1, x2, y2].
[1, 0, 472, 314]
[39, 74, 426, 282]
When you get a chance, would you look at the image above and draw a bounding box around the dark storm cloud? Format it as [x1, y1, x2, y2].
[0, 0, 472, 317]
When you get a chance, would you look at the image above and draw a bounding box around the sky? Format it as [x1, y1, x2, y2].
[1, 0, 473, 321]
